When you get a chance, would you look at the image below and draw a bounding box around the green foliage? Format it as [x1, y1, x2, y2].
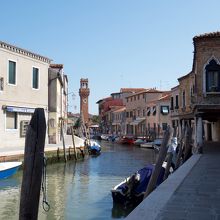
[91, 115, 100, 124]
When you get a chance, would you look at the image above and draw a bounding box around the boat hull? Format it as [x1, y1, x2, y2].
[111, 164, 165, 206]
[0, 162, 22, 179]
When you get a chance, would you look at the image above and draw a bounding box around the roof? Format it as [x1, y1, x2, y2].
[113, 106, 126, 113]
[146, 93, 171, 105]
[178, 71, 193, 81]
[50, 64, 63, 69]
[0, 40, 52, 63]
[96, 97, 112, 104]
[126, 88, 163, 98]
[193, 31, 220, 41]
[171, 85, 179, 90]
[158, 93, 171, 101]
[120, 88, 145, 93]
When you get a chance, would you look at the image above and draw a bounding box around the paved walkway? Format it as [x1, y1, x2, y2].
[126, 141, 220, 220]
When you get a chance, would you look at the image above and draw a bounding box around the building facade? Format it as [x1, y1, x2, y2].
[146, 93, 171, 139]
[48, 64, 68, 144]
[0, 41, 51, 148]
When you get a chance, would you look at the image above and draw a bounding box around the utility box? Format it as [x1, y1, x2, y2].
[20, 120, 30, 137]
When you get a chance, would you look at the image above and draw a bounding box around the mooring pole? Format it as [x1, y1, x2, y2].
[71, 126, 77, 160]
[144, 126, 172, 198]
[61, 120, 67, 162]
[19, 108, 46, 220]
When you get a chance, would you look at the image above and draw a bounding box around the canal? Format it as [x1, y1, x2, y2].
[0, 141, 157, 220]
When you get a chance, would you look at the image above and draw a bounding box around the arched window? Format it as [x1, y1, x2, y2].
[205, 59, 220, 92]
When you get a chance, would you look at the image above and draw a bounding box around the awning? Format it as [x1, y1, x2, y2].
[130, 117, 146, 125]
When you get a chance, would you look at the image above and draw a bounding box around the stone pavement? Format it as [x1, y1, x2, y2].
[0, 135, 73, 157]
[126, 141, 220, 220]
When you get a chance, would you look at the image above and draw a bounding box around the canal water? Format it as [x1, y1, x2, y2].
[0, 141, 157, 220]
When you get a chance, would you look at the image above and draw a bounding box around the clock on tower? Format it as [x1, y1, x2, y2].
[79, 78, 90, 124]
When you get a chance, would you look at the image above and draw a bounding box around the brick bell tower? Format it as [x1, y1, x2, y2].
[79, 78, 90, 125]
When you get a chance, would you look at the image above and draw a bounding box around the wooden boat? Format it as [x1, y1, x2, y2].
[111, 164, 165, 206]
[0, 162, 22, 179]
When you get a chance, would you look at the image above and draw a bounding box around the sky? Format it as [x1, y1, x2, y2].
[1, 0, 220, 114]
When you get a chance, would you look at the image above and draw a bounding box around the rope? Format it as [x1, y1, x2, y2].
[42, 156, 50, 212]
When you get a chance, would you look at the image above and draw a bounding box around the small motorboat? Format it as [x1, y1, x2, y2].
[118, 136, 135, 145]
[140, 142, 154, 149]
[0, 162, 22, 179]
[134, 138, 146, 146]
[111, 164, 165, 206]
[88, 141, 101, 155]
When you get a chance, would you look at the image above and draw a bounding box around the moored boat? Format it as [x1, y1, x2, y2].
[111, 164, 165, 206]
[140, 142, 154, 149]
[0, 162, 22, 179]
[88, 140, 101, 155]
[134, 138, 146, 146]
[118, 136, 135, 145]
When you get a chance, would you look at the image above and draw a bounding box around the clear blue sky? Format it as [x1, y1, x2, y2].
[1, 0, 220, 114]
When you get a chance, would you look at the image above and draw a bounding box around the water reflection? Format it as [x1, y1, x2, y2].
[0, 142, 157, 219]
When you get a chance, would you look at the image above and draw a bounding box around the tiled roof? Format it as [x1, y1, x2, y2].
[158, 93, 171, 101]
[96, 97, 112, 104]
[120, 88, 145, 93]
[113, 106, 126, 113]
[50, 64, 63, 69]
[126, 88, 163, 98]
[193, 31, 220, 40]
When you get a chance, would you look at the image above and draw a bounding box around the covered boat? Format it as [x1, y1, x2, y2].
[111, 164, 165, 206]
[0, 162, 22, 179]
[88, 141, 101, 155]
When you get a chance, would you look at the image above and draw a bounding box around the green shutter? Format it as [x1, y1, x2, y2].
[9, 61, 16, 84]
[33, 68, 39, 89]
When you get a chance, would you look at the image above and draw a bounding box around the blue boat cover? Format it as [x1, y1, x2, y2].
[117, 164, 165, 195]
[89, 145, 101, 152]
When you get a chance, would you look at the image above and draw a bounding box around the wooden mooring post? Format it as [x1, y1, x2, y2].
[19, 108, 46, 220]
[144, 126, 172, 198]
[163, 126, 177, 180]
[60, 120, 67, 162]
[71, 126, 77, 160]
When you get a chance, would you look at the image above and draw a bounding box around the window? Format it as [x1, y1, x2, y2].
[170, 97, 174, 110]
[152, 106, 156, 115]
[147, 107, 151, 116]
[32, 67, 39, 89]
[162, 123, 167, 131]
[182, 91, 185, 107]
[0, 77, 3, 91]
[205, 59, 220, 92]
[8, 60, 16, 85]
[6, 112, 17, 129]
[175, 95, 179, 109]
[161, 106, 169, 115]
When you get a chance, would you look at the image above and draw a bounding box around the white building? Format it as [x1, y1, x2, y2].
[0, 41, 51, 148]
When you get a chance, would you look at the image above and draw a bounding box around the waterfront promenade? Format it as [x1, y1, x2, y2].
[0, 135, 73, 158]
[126, 141, 220, 220]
